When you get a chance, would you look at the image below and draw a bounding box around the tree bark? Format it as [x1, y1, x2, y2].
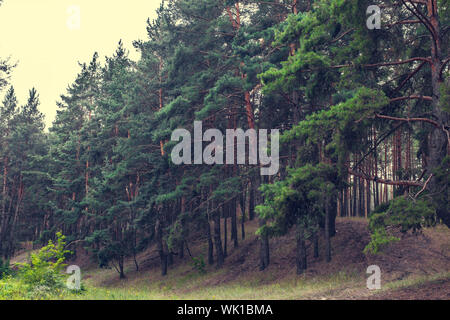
[155, 218, 167, 276]
[296, 222, 307, 275]
[206, 217, 214, 265]
[425, 0, 449, 226]
[248, 182, 255, 220]
[213, 209, 224, 268]
[325, 197, 331, 263]
[313, 229, 319, 258]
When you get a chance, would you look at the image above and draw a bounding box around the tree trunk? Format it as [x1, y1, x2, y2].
[240, 193, 245, 240]
[118, 256, 126, 279]
[231, 198, 238, 248]
[426, 0, 449, 227]
[259, 218, 270, 271]
[313, 229, 319, 258]
[206, 217, 214, 265]
[179, 241, 184, 259]
[352, 158, 357, 217]
[223, 205, 228, 258]
[248, 182, 255, 220]
[296, 222, 307, 275]
[325, 198, 331, 263]
[213, 210, 224, 268]
[167, 252, 173, 266]
[155, 218, 167, 276]
[258, 176, 270, 270]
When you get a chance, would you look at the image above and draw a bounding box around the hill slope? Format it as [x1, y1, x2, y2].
[14, 218, 450, 299]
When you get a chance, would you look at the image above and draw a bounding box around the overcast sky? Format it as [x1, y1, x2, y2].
[0, 0, 160, 128]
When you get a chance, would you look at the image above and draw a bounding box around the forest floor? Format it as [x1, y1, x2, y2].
[12, 217, 450, 300]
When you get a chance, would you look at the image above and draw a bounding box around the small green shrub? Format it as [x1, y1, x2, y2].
[363, 228, 399, 254]
[191, 256, 206, 274]
[0, 232, 76, 300]
[364, 197, 436, 254]
[0, 258, 11, 279]
[18, 232, 71, 289]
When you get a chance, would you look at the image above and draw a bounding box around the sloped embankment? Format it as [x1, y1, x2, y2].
[63, 218, 450, 299]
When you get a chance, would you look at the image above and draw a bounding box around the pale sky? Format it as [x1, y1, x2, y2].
[0, 0, 160, 129]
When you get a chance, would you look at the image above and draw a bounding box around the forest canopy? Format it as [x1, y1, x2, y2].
[0, 0, 448, 279]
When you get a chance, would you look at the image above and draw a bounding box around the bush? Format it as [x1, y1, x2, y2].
[363, 228, 399, 255]
[191, 256, 206, 274]
[18, 232, 70, 288]
[0, 232, 76, 300]
[364, 197, 436, 254]
[0, 258, 11, 279]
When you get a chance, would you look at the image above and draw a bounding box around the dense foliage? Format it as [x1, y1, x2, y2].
[0, 0, 448, 280]
[0, 233, 78, 299]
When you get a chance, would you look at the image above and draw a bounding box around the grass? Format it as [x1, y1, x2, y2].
[2, 219, 449, 300]
[4, 267, 448, 300]
[52, 269, 450, 300]
[60, 269, 362, 300]
[379, 271, 450, 292]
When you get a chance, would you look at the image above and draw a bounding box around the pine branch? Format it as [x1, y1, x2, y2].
[375, 114, 450, 148]
[401, 0, 439, 54]
[375, 114, 440, 128]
